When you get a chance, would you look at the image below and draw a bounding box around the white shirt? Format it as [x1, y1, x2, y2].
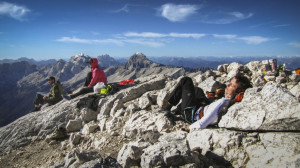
[189, 98, 230, 129]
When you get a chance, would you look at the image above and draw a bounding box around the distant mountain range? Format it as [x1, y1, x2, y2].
[149, 56, 300, 70]
[2, 55, 299, 70]
[0, 57, 57, 67]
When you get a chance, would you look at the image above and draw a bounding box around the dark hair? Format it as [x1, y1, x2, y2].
[48, 76, 56, 82]
[234, 75, 252, 93]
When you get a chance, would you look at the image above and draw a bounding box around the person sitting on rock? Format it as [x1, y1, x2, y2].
[67, 58, 107, 99]
[33, 76, 63, 112]
[159, 75, 251, 129]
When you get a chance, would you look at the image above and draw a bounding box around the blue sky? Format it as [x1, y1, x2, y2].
[0, 0, 300, 60]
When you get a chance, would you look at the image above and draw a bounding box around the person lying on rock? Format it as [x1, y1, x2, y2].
[66, 58, 107, 99]
[32, 76, 63, 112]
[159, 75, 251, 130]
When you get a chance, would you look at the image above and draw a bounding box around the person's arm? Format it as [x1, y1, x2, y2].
[88, 68, 106, 87]
[189, 98, 229, 129]
[45, 85, 60, 101]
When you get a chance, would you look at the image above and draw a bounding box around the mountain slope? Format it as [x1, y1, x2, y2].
[0, 60, 299, 167]
[0, 61, 38, 126]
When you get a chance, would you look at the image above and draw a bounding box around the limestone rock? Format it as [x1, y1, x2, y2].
[194, 74, 206, 84]
[198, 76, 223, 93]
[227, 62, 244, 74]
[289, 74, 300, 83]
[290, 83, 300, 98]
[187, 129, 300, 168]
[217, 64, 229, 73]
[69, 133, 82, 147]
[122, 110, 172, 139]
[106, 117, 125, 133]
[81, 108, 98, 123]
[81, 122, 98, 135]
[138, 92, 153, 109]
[66, 119, 83, 133]
[219, 82, 300, 131]
[276, 76, 287, 83]
[141, 131, 193, 167]
[117, 141, 150, 167]
[98, 76, 166, 117]
[264, 76, 276, 82]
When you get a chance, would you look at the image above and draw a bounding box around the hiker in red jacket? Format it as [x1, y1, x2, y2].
[159, 75, 251, 129]
[67, 58, 107, 99]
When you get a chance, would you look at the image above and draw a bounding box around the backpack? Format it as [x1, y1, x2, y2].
[262, 59, 277, 76]
[76, 94, 101, 111]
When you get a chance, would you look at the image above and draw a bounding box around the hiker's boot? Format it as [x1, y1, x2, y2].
[32, 106, 41, 112]
[158, 102, 173, 114]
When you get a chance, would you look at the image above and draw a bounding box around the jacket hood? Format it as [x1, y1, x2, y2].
[91, 58, 99, 69]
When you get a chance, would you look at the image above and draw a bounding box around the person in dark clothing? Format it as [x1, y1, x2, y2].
[84, 71, 93, 87]
[160, 75, 251, 129]
[33, 76, 63, 112]
[67, 58, 107, 99]
[165, 77, 211, 115]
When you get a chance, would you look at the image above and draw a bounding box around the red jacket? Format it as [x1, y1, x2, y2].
[88, 58, 107, 87]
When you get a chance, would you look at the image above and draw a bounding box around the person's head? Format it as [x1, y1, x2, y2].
[88, 58, 93, 66]
[48, 76, 55, 84]
[87, 58, 98, 69]
[225, 75, 251, 98]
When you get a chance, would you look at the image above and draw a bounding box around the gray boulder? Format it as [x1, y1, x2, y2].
[66, 119, 83, 133]
[187, 129, 300, 168]
[219, 82, 300, 131]
[140, 131, 193, 167]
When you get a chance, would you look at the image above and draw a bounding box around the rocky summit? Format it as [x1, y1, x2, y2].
[0, 58, 299, 168]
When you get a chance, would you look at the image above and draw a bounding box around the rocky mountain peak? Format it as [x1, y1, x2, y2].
[70, 53, 90, 64]
[124, 52, 156, 69]
[97, 54, 121, 69]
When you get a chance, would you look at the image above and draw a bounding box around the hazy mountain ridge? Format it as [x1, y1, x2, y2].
[0, 61, 38, 126]
[0, 57, 57, 67]
[149, 56, 300, 69]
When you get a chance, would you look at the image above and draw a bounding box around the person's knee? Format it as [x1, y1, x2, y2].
[181, 77, 194, 86]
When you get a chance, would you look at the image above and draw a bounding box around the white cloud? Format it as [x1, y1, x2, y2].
[0, 2, 30, 21]
[229, 12, 253, 19]
[169, 33, 206, 39]
[159, 3, 201, 22]
[213, 34, 237, 39]
[238, 36, 271, 45]
[124, 39, 164, 48]
[125, 32, 206, 39]
[113, 4, 130, 13]
[57, 37, 124, 46]
[289, 42, 300, 48]
[125, 32, 166, 38]
[56, 37, 91, 44]
[273, 24, 291, 28]
[56, 36, 163, 47]
[213, 34, 272, 44]
[202, 11, 253, 24]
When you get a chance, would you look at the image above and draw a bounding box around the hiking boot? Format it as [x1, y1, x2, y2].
[49, 127, 67, 140]
[32, 106, 41, 112]
[158, 103, 173, 113]
[164, 111, 176, 124]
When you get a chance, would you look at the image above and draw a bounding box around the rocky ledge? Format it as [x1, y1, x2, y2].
[0, 61, 299, 168]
